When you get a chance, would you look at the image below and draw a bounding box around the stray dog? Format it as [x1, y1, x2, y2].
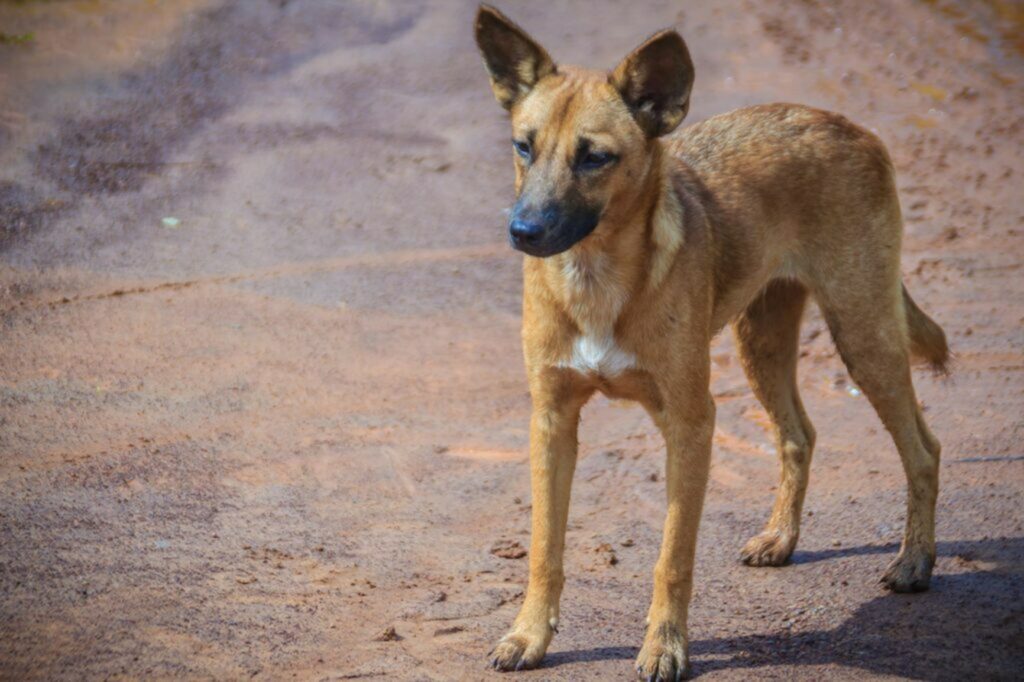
[474, 5, 948, 679]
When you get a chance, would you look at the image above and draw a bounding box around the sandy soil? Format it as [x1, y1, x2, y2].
[1, 1, 1022, 679]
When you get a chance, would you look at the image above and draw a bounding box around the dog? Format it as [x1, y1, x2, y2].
[474, 5, 948, 679]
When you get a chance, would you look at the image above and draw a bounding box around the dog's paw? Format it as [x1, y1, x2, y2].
[880, 549, 933, 593]
[488, 625, 551, 672]
[740, 530, 796, 567]
[635, 622, 689, 681]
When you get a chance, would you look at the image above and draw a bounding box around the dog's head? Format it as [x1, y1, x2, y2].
[475, 4, 694, 257]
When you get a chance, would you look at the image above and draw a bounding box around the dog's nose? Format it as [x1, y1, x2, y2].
[509, 218, 544, 246]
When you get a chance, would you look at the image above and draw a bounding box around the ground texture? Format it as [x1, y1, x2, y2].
[1, 0, 1022, 679]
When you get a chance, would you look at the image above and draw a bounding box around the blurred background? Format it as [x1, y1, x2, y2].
[1, 1, 1021, 679]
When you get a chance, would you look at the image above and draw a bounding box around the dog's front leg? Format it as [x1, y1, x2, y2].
[636, 392, 714, 681]
[490, 376, 587, 671]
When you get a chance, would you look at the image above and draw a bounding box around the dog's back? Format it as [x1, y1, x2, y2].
[665, 105, 891, 323]
[664, 103, 947, 373]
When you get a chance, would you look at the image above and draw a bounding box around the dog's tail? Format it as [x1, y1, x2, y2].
[902, 283, 949, 374]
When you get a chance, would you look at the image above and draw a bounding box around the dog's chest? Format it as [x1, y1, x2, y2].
[563, 333, 636, 377]
[554, 255, 637, 379]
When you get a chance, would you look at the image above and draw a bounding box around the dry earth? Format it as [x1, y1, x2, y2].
[1, 1, 1022, 679]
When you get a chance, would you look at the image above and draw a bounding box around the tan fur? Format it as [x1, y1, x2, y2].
[476, 6, 946, 679]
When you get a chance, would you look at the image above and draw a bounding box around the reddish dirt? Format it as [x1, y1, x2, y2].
[1, 1, 1022, 679]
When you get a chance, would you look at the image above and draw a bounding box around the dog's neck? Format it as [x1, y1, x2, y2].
[536, 144, 682, 337]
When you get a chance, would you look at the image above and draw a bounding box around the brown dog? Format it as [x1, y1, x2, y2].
[474, 5, 947, 679]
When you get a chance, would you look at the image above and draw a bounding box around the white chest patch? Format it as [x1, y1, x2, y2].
[561, 333, 637, 377]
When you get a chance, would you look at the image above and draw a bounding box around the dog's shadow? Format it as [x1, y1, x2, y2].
[544, 537, 1024, 680]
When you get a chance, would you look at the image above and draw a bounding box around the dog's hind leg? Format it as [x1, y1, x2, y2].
[733, 279, 816, 567]
[815, 273, 941, 592]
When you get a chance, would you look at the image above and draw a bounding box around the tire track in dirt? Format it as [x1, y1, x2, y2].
[1, 243, 505, 313]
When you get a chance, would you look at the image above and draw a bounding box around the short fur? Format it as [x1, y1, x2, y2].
[475, 6, 947, 679]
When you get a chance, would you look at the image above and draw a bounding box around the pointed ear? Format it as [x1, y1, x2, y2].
[610, 30, 694, 137]
[474, 4, 555, 110]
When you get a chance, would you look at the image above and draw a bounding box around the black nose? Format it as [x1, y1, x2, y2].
[509, 218, 544, 246]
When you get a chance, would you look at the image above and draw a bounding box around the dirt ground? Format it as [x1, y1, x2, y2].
[1, 0, 1022, 679]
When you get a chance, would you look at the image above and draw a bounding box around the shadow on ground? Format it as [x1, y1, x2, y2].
[545, 537, 1024, 680]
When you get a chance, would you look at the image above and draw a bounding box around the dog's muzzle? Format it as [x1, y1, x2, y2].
[507, 203, 600, 258]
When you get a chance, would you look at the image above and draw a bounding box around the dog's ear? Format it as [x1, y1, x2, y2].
[475, 5, 555, 110]
[610, 30, 694, 137]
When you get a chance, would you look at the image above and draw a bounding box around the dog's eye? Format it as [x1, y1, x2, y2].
[512, 139, 532, 161]
[579, 150, 617, 171]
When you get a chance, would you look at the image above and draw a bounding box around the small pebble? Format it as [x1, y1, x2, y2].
[374, 626, 401, 642]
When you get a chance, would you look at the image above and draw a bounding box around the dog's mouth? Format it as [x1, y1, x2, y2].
[508, 211, 601, 258]
[509, 233, 581, 258]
